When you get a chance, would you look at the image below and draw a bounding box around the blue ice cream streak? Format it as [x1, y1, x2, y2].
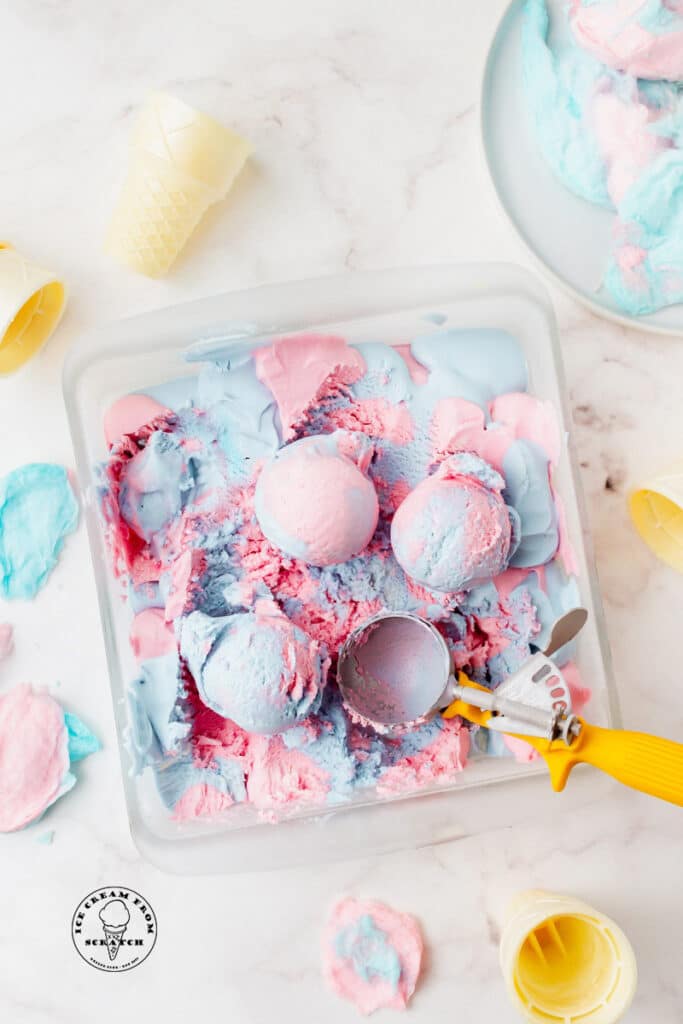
[335, 914, 402, 989]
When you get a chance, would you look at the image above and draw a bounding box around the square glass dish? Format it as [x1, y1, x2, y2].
[64, 264, 618, 874]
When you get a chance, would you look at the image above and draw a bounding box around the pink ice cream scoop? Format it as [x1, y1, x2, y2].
[391, 452, 520, 593]
[254, 431, 379, 567]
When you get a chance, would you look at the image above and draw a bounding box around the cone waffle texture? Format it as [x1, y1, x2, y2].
[630, 458, 683, 572]
[106, 92, 251, 277]
[0, 244, 66, 375]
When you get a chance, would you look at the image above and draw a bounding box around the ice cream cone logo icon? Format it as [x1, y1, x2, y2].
[99, 899, 131, 962]
[72, 886, 157, 971]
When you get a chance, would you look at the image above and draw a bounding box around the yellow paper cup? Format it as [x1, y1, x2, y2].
[106, 91, 251, 278]
[630, 461, 683, 572]
[0, 243, 67, 376]
[499, 891, 637, 1024]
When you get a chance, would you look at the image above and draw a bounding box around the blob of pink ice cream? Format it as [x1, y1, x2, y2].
[432, 393, 562, 469]
[246, 734, 330, 809]
[254, 432, 379, 567]
[0, 684, 70, 832]
[129, 608, 176, 661]
[570, 0, 683, 80]
[173, 783, 234, 821]
[254, 333, 366, 440]
[323, 897, 424, 1015]
[104, 394, 171, 447]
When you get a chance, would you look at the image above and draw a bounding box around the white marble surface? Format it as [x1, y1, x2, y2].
[1, 0, 683, 1020]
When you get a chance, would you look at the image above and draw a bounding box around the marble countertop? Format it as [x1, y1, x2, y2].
[2, 0, 682, 1020]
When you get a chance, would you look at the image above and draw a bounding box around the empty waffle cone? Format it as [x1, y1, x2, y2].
[106, 91, 251, 277]
[630, 459, 683, 572]
[499, 890, 636, 1024]
[0, 243, 66, 376]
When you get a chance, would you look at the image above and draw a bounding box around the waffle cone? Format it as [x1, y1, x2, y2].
[106, 91, 250, 277]
[0, 243, 66, 376]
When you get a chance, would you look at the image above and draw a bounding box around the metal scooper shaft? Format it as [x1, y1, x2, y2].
[445, 676, 579, 743]
[444, 675, 573, 741]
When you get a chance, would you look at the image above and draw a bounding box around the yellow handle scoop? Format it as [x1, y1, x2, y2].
[442, 672, 683, 806]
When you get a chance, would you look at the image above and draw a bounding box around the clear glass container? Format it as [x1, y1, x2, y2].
[63, 264, 618, 874]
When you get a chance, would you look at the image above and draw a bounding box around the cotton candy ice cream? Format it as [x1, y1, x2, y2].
[180, 604, 329, 734]
[323, 897, 423, 1015]
[98, 329, 586, 824]
[391, 453, 520, 593]
[255, 431, 379, 566]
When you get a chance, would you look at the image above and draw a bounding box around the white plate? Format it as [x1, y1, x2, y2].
[481, 0, 683, 337]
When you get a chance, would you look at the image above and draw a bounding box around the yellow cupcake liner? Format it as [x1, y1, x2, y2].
[0, 243, 66, 376]
[630, 460, 683, 572]
[500, 890, 636, 1024]
[106, 91, 251, 278]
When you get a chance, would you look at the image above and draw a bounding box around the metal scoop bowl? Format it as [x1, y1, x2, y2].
[338, 610, 582, 739]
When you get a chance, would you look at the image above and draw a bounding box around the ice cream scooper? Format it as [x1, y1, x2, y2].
[337, 610, 683, 806]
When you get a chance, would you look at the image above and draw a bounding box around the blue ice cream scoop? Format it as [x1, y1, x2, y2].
[180, 606, 328, 734]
